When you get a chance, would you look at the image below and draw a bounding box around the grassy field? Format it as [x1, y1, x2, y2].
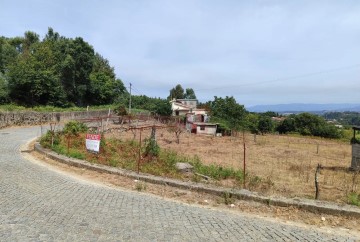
[110, 127, 358, 204]
[42, 118, 359, 205]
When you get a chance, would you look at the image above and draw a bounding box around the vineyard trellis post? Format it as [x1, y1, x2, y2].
[315, 163, 321, 199]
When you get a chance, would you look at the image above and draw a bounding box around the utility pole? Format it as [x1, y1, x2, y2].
[129, 83, 132, 114]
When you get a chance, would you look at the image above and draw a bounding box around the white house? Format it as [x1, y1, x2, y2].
[170, 99, 206, 116]
[170, 99, 218, 135]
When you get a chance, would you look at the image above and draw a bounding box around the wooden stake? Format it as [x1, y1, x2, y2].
[242, 130, 246, 188]
[137, 129, 142, 174]
[315, 163, 321, 200]
[243, 142, 246, 188]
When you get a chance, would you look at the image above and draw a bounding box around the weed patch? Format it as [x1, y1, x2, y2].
[348, 192, 360, 206]
[135, 181, 147, 191]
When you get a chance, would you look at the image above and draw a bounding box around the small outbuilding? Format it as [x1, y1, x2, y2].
[194, 122, 218, 135]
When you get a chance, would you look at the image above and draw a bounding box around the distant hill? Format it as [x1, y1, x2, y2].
[247, 103, 360, 113]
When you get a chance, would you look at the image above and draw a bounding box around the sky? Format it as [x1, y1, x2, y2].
[1, 0, 360, 107]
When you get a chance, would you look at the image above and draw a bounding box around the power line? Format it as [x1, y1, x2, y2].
[131, 86, 144, 96]
[125, 82, 145, 96]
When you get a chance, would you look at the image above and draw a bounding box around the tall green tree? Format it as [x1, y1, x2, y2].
[277, 113, 342, 139]
[0, 37, 18, 75]
[257, 116, 274, 135]
[0, 73, 9, 103]
[184, 88, 196, 99]
[277, 116, 295, 134]
[168, 84, 197, 100]
[23, 31, 39, 53]
[210, 96, 247, 131]
[2, 28, 126, 107]
[88, 54, 126, 104]
[154, 99, 172, 116]
[168, 84, 184, 100]
[67, 37, 94, 105]
[8, 40, 66, 106]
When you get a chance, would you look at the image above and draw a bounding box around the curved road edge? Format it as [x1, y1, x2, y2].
[32, 141, 360, 219]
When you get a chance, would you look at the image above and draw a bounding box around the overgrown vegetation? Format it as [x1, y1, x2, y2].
[63, 120, 88, 136]
[209, 96, 247, 132]
[323, 112, 360, 126]
[0, 104, 117, 112]
[277, 113, 343, 139]
[190, 158, 244, 181]
[40, 121, 259, 187]
[144, 138, 160, 157]
[117, 96, 172, 116]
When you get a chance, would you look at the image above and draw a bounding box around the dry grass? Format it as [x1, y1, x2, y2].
[105, 125, 358, 204]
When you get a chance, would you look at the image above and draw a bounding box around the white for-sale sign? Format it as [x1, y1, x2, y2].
[85, 134, 101, 153]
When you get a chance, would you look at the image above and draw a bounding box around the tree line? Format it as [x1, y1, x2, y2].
[164, 84, 343, 139]
[323, 112, 360, 127]
[0, 28, 127, 107]
[0, 29, 345, 140]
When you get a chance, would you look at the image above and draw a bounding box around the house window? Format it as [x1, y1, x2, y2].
[200, 126, 205, 131]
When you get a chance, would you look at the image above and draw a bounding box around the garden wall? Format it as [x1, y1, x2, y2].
[0, 110, 112, 129]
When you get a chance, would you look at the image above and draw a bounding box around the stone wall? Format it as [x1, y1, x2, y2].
[0, 110, 112, 129]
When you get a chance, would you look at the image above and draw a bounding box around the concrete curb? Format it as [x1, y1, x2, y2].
[34, 142, 360, 218]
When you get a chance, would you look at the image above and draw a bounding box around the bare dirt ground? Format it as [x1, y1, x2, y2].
[106, 125, 358, 204]
[26, 143, 360, 235]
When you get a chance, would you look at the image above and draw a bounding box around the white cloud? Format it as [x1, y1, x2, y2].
[1, 0, 359, 105]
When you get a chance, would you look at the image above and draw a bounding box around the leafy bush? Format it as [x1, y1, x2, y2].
[277, 113, 342, 139]
[63, 121, 88, 136]
[153, 100, 172, 116]
[144, 137, 160, 157]
[52, 144, 66, 154]
[114, 104, 128, 116]
[40, 130, 60, 148]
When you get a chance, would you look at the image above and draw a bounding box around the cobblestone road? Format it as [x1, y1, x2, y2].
[0, 126, 358, 241]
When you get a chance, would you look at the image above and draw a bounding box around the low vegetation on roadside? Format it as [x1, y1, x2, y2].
[40, 121, 266, 189]
[348, 192, 360, 207]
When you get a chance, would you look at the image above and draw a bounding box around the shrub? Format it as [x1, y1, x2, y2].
[135, 181, 147, 191]
[63, 121, 88, 136]
[114, 104, 128, 116]
[40, 130, 60, 148]
[144, 137, 160, 157]
[52, 144, 66, 155]
[223, 191, 235, 205]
